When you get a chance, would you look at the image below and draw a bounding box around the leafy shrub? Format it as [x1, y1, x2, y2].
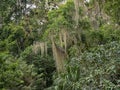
[0, 52, 37, 90]
[20, 46, 56, 90]
[47, 41, 120, 90]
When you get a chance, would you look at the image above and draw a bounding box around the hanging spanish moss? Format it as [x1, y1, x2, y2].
[51, 35, 67, 73]
[44, 42, 47, 56]
[39, 42, 45, 56]
[32, 42, 47, 56]
[59, 30, 69, 53]
[59, 32, 63, 48]
[62, 30, 67, 53]
[32, 42, 40, 54]
[74, 0, 80, 26]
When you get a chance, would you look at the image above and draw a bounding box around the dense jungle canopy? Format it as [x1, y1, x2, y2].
[0, 0, 120, 90]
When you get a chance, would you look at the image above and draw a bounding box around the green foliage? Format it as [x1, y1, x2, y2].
[0, 53, 23, 90]
[0, 22, 36, 55]
[78, 17, 91, 30]
[46, 0, 74, 32]
[48, 41, 120, 90]
[0, 0, 120, 89]
[104, 0, 120, 24]
[81, 24, 120, 48]
[20, 46, 55, 90]
[0, 52, 38, 90]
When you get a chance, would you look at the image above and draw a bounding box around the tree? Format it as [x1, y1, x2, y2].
[104, 0, 120, 25]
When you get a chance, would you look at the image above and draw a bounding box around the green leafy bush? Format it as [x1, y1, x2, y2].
[20, 46, 55, 90]
[48, 41, 120, 90]
[0, 52, 37, 90]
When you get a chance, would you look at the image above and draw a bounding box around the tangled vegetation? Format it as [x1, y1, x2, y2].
[0, 0, 120, 90]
